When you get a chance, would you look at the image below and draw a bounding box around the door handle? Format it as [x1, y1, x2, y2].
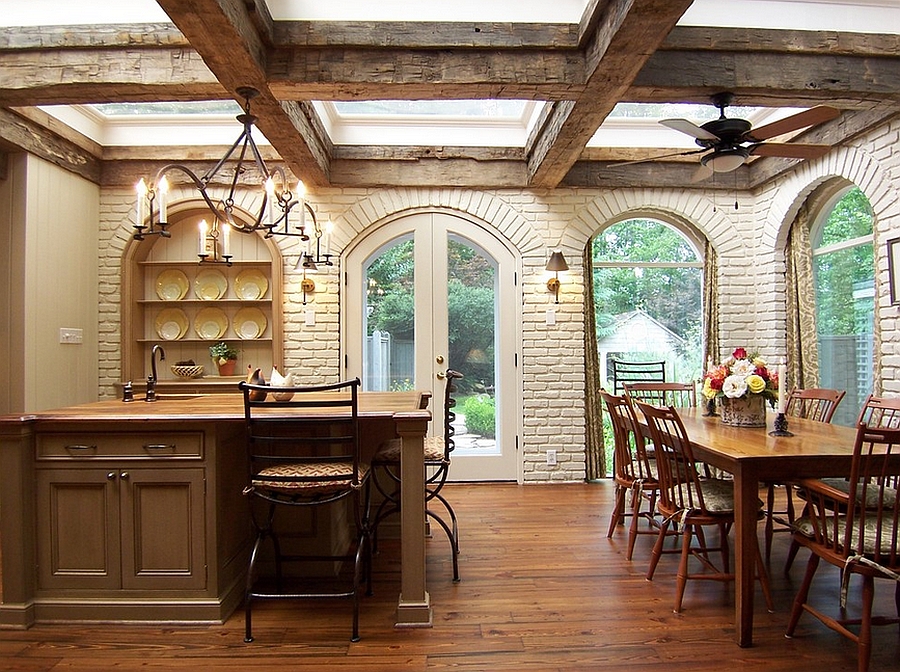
[435, 355, 445, 364]
[436, 370, 446, 380]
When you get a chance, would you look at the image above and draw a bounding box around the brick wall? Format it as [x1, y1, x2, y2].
[98, 118, 900, 482]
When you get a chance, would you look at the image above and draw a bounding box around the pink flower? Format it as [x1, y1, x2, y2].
[732, 347, 748, 360]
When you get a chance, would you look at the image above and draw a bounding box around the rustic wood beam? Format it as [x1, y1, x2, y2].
[628, 28, 900, 109]
[267, 48, 584, 101]
[0, 45, 225, 106]
[563, 158, 751, 190]
[526, 0, 694, 188]
[274, 20, 580, 49]
[329, 158, 528, 188]
[155, 0, 331, 186]
[0, 107, 101, 183]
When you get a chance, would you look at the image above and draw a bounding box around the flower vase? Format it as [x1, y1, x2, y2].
[216, 359, 237, 377]
[719, 394, 766, 427]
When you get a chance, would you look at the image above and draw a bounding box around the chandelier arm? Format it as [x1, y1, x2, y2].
[154, 163, 231, 224]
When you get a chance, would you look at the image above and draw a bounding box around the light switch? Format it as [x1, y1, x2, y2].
[545, 309, 556, 326]
[59, 327, 83, 344]
[305, 309, 316, 326]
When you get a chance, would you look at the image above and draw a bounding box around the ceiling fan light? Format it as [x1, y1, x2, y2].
[701, 147, 749, 173]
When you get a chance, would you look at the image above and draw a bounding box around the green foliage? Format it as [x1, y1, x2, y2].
[208, 342, 238, 361]
[814, 188, 875, 337]
[462, 395, 495, 438]
[389, 378, 415, 391]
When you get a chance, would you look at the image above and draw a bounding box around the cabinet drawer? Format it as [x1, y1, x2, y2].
[37, 432, 203, 460]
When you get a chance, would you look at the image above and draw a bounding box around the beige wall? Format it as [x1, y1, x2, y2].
[1, 155, 100, 413]
[88, 117, 900, 481]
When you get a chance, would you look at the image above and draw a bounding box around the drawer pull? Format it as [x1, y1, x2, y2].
[66, 444, 98, 451]
[144, 443, 175, 451]
[107, 472, 116, 480]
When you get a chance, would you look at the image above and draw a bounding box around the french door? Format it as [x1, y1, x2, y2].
[344, 212, 519, 481]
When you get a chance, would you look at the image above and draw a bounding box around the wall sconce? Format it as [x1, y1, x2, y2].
[295, 254, 317, 305]
[545, 251, 568, 303]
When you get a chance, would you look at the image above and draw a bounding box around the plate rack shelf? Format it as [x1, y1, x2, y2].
[122, 215, 283, 389]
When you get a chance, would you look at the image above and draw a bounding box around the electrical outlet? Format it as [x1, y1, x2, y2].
[546, 449, 557, 466]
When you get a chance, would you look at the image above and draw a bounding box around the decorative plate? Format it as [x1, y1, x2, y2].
[154, 308, 189, 340]
[193, 307, 228, 340]
[234, 268, 268, 300]
[193, 269, 228, 300]
[155, 269, 189, 301]
[233, 307, 267, 340]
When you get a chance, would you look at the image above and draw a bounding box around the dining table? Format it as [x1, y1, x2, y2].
[672, 407, 884, 648]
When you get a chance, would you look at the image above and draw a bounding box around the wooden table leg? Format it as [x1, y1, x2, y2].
[394, 414, 432, 628]
[732, 464, 757, 647]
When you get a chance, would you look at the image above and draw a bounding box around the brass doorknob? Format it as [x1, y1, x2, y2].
[436, 370, 446, 380]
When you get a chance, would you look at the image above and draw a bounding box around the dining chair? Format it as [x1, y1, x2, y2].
[599, 389, 666, 561]
[785, 419, 900, 672]
[636, 401, 774, 614]
[763, 387, 846, 564]
[624, 381, 697, 408]
[371, 369, 464, 582]
[610, 359, 666, 395]
[239, 378, 372, 643]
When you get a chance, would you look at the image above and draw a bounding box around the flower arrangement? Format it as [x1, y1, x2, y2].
[702, 347, 779, 408]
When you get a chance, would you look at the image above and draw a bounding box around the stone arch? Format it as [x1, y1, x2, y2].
[762, 145, 900, 250]
[337, 188, 545, 259]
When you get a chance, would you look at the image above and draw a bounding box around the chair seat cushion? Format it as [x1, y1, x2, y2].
[674, 478, 741, 514]
[373, 437, 446, 464]
[814, 477, 898, 509]
[253, 460, 370, 498]
[794, 514, 899, 556]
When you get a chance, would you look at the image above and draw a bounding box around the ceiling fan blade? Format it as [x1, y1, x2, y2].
[660, 118, 719, 141]
[744, 106, 840, 142]
[749, 143, 832, 159]
[607, 148, 706, 168]
[690, 163, 714, 183]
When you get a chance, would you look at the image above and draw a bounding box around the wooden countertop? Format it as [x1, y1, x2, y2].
[2, 390, 431, 424]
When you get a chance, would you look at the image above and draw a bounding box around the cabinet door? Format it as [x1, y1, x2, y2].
[119, 468, 207, 591]
[36, 469, 121, 591]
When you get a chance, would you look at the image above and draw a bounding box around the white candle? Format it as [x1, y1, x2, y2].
[296, 180, 306, 233]
[158, 176, 169, 224]
[135, 178, 147, 227]
[324, 219, 334, 256]
[777, 362, 786, 414]
[706, 355, 713, 373]
[198, 220, 208, 256]
[222, 222, 231, 258]
[265, 177, 276, 226]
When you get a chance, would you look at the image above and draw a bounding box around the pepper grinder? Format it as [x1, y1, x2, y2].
[122, 381, 134, 403]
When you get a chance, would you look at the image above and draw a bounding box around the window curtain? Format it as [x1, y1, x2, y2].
[703, 240, 720, 366]
[785, 203, 820, 388]
[583, 242, 606, 480]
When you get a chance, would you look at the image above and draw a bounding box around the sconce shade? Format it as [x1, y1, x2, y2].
[546, 251, 569, 272]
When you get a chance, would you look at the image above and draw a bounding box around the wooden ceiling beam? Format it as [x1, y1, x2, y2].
[155, 0, 331, 186]
[0, 107, 101, 183]
[525, 0, 694, 188]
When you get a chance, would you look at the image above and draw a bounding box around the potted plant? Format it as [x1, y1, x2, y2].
[209, 342, 239, 376]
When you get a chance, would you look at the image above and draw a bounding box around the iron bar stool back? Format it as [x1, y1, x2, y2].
[372, 370, 464, 582]
[239, 377, 372, 643]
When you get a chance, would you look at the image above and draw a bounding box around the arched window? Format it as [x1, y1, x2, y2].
[811, 187, 875, 426]
[592, 218, 704, 386]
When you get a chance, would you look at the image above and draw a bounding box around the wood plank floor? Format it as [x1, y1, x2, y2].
[2, 481, 898, 671]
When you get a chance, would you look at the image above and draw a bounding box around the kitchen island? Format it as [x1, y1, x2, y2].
[0, 391, 432, 630]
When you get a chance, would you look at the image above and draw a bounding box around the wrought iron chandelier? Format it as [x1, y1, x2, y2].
[132, 86, 334, 269]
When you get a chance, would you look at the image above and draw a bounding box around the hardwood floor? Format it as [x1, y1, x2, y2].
[2, 481, 898, 671]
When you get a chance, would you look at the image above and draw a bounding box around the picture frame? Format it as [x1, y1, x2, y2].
[889, 237, 900, 305]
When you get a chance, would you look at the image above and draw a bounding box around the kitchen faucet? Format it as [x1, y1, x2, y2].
[147, 344, 166, 401]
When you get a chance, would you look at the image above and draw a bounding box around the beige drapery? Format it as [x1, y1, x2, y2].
[583, 243, 606, 480]
[785, 202, 820, 388]
[703, 240, 720, 366]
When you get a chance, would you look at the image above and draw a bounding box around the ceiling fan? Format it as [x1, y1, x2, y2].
[613, 92, 840, 182]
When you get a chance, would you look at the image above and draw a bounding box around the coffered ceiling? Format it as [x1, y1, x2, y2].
[1, 0, 899, 191]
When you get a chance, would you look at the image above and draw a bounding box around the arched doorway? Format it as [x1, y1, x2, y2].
[344, 211, 520, 481]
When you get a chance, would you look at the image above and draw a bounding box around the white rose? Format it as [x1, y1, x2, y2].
[722, 374, 749, 398]
[732, 359, 757, 377]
